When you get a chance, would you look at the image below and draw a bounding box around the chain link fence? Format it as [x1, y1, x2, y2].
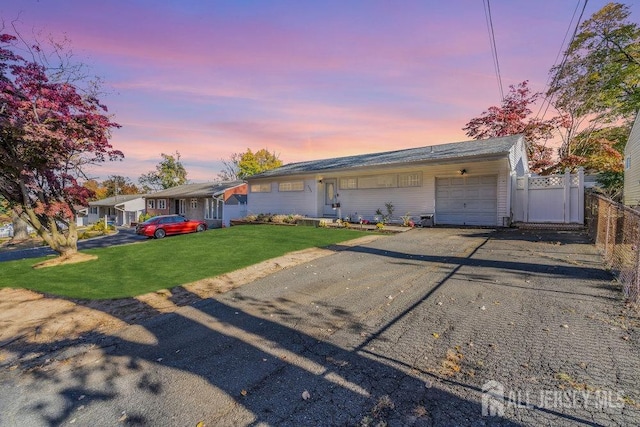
[585, 191, 640, 303]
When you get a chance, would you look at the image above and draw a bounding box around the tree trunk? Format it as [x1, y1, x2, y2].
[50, 221, 79, 259]
[10, 209, 30, 242]
[22, 206, 79, 258]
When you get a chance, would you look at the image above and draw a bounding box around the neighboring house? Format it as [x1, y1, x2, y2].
[624, 112, 640, 206]
[144, 181, 247, 228]
[87, 194, 147, 227]
[246, 135, 529, 227]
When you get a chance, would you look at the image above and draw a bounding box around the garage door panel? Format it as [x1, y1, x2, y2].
[465, 176, 480, 185]
[480, 176, 496, 185]
[436, 175, 497, 226]
[479, 187, 497, 198]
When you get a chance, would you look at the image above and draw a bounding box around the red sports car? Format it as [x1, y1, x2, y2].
[136, 215, 207, 239]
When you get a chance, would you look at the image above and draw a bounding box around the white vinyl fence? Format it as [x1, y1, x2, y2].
[513, 168, 584, 224]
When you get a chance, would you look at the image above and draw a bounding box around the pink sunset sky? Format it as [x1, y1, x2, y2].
[2, 1, 639, 182]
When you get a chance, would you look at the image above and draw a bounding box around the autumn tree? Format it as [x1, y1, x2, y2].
[546, 2, 639, 178]
[139, 151, 188, 192]
[548, 2, 640, 141]
[102, 175, 140, 197]
[463, 81, 567, 173]
[0, 28, 122, 261]
[219, 148, 282, 180]
[83, 179, 108, 201]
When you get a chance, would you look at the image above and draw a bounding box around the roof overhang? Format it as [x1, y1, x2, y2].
[246, 152, 511, 181]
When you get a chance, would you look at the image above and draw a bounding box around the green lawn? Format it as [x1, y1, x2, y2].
[0, 225, 371, 300]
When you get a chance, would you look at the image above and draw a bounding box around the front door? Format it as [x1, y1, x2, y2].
[323, 179, 338, 217]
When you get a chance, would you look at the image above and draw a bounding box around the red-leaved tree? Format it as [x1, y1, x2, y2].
[0, 28, 122, 261]
[463, 81, 569, 173]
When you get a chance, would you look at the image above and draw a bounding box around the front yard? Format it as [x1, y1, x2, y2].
[0, 226, 369, 300]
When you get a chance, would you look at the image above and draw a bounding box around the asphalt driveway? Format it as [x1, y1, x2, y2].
[1, 227, 638, 426]
[0, 227, 149, 262]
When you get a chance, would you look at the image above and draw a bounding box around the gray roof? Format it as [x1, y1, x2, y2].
[145, 181, 245, 198]
[89, 194, 146, 207]
[250, 135, 523, 179]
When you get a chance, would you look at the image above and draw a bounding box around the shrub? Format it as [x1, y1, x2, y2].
[87, 221, 115, 233]
[401, 213, 413, 227]
[256, 213, 271, 222]
[384, 202, 395, 222]
[244, 213, 303, 224]
[286, 214, 303, 224]
[270, 214, 289, 224]
[139, 212, 152, 223]
[376, 222, 384, 230]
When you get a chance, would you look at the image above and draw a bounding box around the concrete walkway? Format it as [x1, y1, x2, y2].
[0, 228, 638, 426]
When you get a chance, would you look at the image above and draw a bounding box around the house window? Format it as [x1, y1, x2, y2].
[251, 183, 271, 193]
[358, 174, 397, 189]
[626, 156, 631, 170]
[191, 198, 198, 209]
[399, 172, 422, 188]
[147, 199, 156, 209]
[339, 178, 357, 189]
[178, 199, 186, 215]
[204, 198, 221, 220]
[278, 181, 304, 192]
[157, 199, 167, 210]
[89, 206, 98, 215]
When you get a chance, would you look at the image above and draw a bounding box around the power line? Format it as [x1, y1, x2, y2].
[535, 0, 582, 120]
[483, 0, 504, 101]
[538, 0, 589, 121]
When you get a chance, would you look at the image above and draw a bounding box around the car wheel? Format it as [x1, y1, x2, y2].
[196, 224, 205, 232]
[154, 228, 166, 239]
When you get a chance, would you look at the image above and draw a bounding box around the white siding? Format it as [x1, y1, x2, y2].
[247, 159, 512, 225]
[624, 113, 640, 206]
[508, 135, 529, 176]
[248, 179, 319, 216]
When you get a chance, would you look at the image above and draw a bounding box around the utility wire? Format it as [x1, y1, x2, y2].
[538, 0, 589, 121]
[535, 0, 582, 119]
[483, 0, 504, 101]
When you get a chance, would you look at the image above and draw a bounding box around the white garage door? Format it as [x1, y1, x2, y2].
[436, 175, 497, 226]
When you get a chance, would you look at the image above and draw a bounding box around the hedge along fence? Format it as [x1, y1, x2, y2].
[585, 191, 640, 303]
